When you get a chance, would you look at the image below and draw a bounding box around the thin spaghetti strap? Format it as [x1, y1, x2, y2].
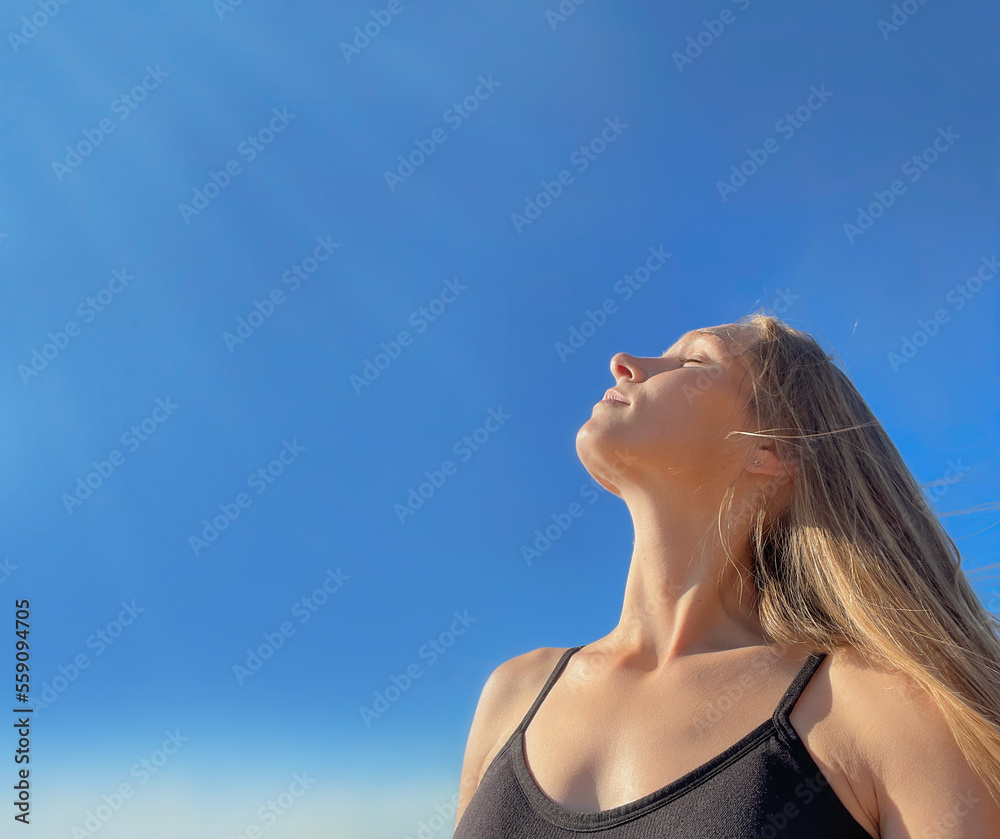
[514, 646, 584, 734]
[773, 652, 827, 725]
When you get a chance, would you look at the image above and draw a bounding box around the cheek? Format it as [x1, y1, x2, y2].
[663, 380, 742, 439]
[701, 385, 742, 424]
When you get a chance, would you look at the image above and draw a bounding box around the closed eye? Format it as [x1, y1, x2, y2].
[680, 357, 705, 365]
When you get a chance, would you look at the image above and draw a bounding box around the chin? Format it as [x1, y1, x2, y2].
[575, 428, 622, 490]
[576, 414, 627, 449]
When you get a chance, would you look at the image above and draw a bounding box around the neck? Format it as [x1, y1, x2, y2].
[603, 482, 772, 669]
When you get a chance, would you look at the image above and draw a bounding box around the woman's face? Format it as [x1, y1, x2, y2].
[575, 323, 761, 497]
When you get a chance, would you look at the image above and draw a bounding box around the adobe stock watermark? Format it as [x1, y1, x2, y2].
[684, 289, 798, 404]
[401, 792, 460, 839]
[359, 610, 476, 727]
[350, 277, 467, 395]
[522, 443, 644, 567]
[716, 85, 833, 201]
[222, 235, 340, 352]
[69, 730, 189, 838]
[760, 766, 853, 838]
[52, 64, 170, 183]
[17, 267, 137, 386]
[7, 0, 74, 53]
[544, 0, 590, 31]
[61, 397, 179, 514]
[877, 0, 932, 41]
[340, 0, 417, 63]
[921, 459, 971, 504]
[842, 126, 960, 244]
[384, 74, 502, 192]
[521, 468, 632, 567]
[692, 652, 785, 734]
[0, 557, 17, 585]
[187, 439, 306, 556]
[232, 568, 349, 685]
[394, 407, 510, 524]
[510, 116, 628, 234]
[177, 106, 296, 224]
[226, 772, 317, 838]
[672, 0, 753, 73]
[34, 601, 144, 715]
[886, 255, 996, 371]
[214, 0, 248, 21]
[555, 245, 672, 362]
[560, 583, 699, 686]
[730, 456, 794, 533]
[925, 788, 982, 839]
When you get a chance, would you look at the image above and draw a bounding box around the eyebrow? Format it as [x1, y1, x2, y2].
[661, 330, 732, 358]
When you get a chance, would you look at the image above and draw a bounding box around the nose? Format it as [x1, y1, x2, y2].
[609, 352, 646, 382]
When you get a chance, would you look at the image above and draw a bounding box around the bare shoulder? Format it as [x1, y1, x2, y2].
[487, 645, 573, 706]
[825, 645, 930, 719]
[823, 646, 1000, 836]
[454, 647, 571, 831]
[468, 645, 572, 761]
[825, 644, 961, 749]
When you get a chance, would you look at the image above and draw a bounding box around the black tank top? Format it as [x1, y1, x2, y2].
[454, 646, 874, 838]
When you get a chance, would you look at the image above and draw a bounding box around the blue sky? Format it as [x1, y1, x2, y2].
[2, 0, 998, 836]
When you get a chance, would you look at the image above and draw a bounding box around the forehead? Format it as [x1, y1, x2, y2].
[663, 324, 758, 356]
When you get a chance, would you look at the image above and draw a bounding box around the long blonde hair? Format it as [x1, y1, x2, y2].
[721, 311, 1000, 806]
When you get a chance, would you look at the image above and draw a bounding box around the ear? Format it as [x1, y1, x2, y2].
[749, 446, 795, 480]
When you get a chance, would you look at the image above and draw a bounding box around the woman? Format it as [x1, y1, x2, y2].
[452, 313, 1000, 837]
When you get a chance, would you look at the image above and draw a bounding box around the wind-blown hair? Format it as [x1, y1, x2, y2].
[720, 311, 1000, 807]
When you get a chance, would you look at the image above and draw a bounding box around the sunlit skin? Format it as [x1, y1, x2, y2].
[574, 322, 800, 671]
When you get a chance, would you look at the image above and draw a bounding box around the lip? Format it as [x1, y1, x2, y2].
[599, 388, 630, 405]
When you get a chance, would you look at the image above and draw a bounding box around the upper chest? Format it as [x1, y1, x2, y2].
[503, 648, 881, 837]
